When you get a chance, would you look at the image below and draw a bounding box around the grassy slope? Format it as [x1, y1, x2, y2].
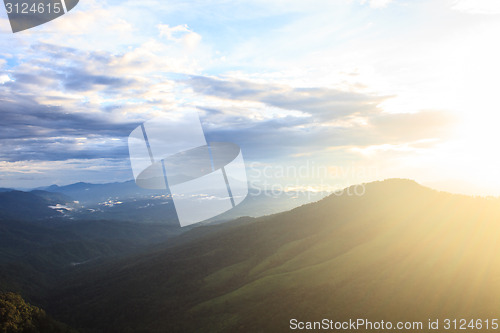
[47, 179, 500, 332]
[0, 219, 181, 299]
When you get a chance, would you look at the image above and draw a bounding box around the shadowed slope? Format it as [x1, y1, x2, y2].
[47, 179, 500, 332]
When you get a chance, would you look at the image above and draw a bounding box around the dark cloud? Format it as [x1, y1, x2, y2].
[188, 75, 387, 120]
[202, 118, 379, 160]
[62, 68, 135, 92]
[8, 43, 137, 93]
[0, 43, 146, 162]
[0, 92, 139, 139]
[190, 76, 455, 160]
[0, 91, 139, 161]
[6, 67, 134, 95]
[30, 43, 78, 59]
[0, 137, 129, 162]
[10, 72, 54, 86]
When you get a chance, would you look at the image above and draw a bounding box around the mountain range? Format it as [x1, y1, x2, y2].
[0, 180, 326, 225]
[2, 179, 500, 332]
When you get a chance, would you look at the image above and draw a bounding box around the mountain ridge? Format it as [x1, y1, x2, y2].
[43, 178, 500, 332]
[2, 179, 327, 224]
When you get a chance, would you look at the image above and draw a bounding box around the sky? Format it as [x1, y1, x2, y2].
[0, 0, 500, 195]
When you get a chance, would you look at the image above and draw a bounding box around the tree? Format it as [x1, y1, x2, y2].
[0, 292, 75, 333]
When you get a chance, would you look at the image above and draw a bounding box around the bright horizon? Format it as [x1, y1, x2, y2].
[1, 0, 500, 196]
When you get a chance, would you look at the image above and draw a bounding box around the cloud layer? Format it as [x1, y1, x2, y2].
[0, 0, 482, 190]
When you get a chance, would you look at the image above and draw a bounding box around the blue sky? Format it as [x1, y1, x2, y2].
[1, 0, 500, 195]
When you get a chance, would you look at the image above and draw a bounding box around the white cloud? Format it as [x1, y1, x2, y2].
[450, 0, 500, 14]
[158, 24, 202, 49]
[0, 74, 10, 84]
[360, 0, 394, 8]
[158, 24, 189, 40]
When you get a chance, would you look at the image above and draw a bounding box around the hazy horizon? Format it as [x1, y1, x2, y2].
[5, 177, 500, 200]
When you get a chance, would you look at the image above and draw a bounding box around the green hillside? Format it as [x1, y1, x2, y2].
[45, 179, 500, 332]
[0, 219, 181, 298]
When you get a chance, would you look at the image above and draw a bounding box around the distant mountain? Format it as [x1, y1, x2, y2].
[29, 190, 75, 207]
[0, 190, 74, 221]
[41, 180, 167, 205]
[37, 180, 327, 224]
[204, 188, 326, 223]
[0, 183, 179, 224]
[43, 179, 500, 332]
[1, 180, 325, 225]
